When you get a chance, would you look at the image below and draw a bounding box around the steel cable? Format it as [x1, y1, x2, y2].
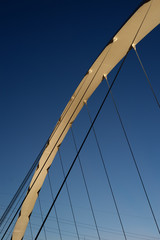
[104, 75, 160, 235]
[85, 103, 127, 240]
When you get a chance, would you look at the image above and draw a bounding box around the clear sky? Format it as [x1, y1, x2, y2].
[0, 1, 160, 240]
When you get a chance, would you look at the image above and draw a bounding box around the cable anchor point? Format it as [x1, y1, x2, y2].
[132, 43, 136, 50]
[113, 36, 118, 42]
[83, 99, 87, 105]
[103, 74, 107, 81]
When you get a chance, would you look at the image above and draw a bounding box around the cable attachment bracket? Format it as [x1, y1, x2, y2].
[83, 99, 87, 105]
[132, 43, 136, 51]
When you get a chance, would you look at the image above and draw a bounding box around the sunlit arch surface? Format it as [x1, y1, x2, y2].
[12, 1, 160, 239]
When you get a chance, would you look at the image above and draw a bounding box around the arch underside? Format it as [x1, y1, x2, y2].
[12, 1, 160, 239]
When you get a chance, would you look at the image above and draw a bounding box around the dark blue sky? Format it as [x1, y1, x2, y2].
[0, 1, 160, 240]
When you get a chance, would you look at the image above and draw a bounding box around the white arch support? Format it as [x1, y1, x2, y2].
[12, 1, 160, 239]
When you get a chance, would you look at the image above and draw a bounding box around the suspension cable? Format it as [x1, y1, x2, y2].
[6, 40, 113, 240]
[2, 37, 113, 238]
[38, 195, 48, 240]
[71, 126, 101, 240]
[7, 3, 151, 239]
[104, 75, 160, 235]
[0, 141, 47, 227]
[58, 149, 80, 240]
[1, 179, 32, 240]
[34, 44, 132, 239]
[6, 228, 12, 240]
[133, 46, 160, 108]
[47, 172, 63, 240]
[85, 103, 127, 240]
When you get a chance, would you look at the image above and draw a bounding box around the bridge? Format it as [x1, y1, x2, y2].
[0, 1, 160, 240]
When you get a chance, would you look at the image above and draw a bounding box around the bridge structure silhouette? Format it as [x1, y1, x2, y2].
[0, 1, 160, 240]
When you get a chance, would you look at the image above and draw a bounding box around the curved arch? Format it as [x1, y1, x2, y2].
[12, 1, 160, 239]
